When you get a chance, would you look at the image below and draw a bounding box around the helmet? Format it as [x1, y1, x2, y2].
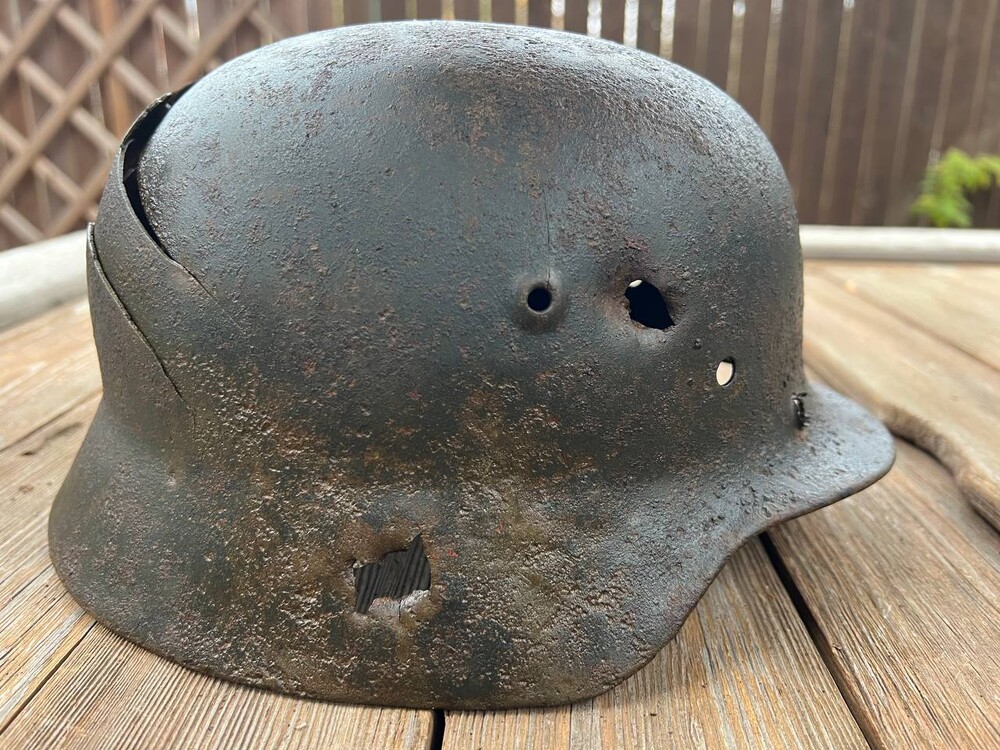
[50, 21, 893, 709]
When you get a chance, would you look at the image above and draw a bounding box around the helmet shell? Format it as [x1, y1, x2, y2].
[50, 22, 893, 708]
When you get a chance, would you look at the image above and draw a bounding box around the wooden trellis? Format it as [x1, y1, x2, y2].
[1, 0, 999, 252]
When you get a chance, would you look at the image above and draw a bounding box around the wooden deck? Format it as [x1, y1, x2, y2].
[0, 260, 998, 748]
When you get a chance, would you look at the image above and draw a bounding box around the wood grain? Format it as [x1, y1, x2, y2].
[816, 262, 1000, 371]
[0, 303, 101, 730]
[770, 441, 1000, 748]
[2, 624, 435, 750]
[0, 399, 99, 731]
[0, 299, 99, 453]
[802, 269, 1000, 530]
[445, 540, 867, 749]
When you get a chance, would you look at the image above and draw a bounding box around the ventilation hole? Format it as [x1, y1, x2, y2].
[354, 535, 431, 614]
[716, 359, 735, 386]
[526, 285, 553, 312]
[625, 280, 673, 329]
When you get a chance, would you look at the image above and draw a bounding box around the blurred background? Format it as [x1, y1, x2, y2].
[0, 0, 999, 254]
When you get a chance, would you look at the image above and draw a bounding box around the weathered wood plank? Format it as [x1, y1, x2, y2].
[816, 262, 1000, 371]
[0, 567, 94, 733]
[2, 623, 436, 750]
[0, 398, 99, 731]
[770, 441, 1000, 748]
[0, 299, 99, 453]
[802, 270, 1000, 530]
[445, 540, 867, 749]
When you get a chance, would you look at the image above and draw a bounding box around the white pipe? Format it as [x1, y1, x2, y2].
[0, 231, 87, 332]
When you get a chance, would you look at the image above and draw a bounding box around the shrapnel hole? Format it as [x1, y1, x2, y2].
[527, 285, 553, 312]
[793, 392, 810, 428]
[625, 280, 673, 329]
[354, 535, 431, 614]
[716, 359, 735, 386]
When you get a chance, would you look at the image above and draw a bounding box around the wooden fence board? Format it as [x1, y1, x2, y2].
[527, 0, 551, 29]
[562, 0, 586, 34]
[600, 0, 624, 43]
[736, 0, 771, 123]
[342, 0, 370, 25]
[416, 0, 442, 21]
[703, 0, 733, 90]
[883, 0, 955, 225]
[382, 0, 407, 21]
[853, 0, 916, 225]
[937, 0, 992, 154]
[307, 0, 336, 28]
[768, 0, 807, 168]
[671, 0, 699, 70]
[792, 0, 843, 223]
[635, 0, 661, 54]
[453, 0, 478, 21]
[825, 0, 880, 224]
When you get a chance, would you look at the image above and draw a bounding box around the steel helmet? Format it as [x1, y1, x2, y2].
[50, 21, 894, 709]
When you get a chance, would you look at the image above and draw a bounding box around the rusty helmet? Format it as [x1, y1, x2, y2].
[50, 21, 893, 709]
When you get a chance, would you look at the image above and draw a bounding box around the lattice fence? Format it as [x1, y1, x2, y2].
[1, 0, 999, 252]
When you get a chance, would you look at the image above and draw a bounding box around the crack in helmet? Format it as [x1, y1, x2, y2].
[50, 21, 894, 709]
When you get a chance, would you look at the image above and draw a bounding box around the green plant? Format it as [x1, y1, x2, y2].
[910, 149, 1000, 227]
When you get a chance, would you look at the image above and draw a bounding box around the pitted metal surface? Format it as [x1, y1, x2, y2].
[49, 22, 894, 709]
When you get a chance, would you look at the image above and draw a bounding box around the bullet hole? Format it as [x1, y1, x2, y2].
[793, 392, 810, 428]
[354, 535, 431, 613]
[716, 359, 735, 386]
[625, 280, 673, 329]
[526, 285, 553, 312]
